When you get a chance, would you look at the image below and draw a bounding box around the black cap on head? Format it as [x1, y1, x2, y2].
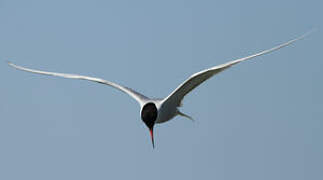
[141, 103, 157, 128]
[141, 103, 158, 148]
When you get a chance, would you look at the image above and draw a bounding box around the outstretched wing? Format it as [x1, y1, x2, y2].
[8, 62, 149, 106]
[163, 31, 312, 107]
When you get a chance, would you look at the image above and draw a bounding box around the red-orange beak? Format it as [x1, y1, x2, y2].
[149, 128, 155, 149]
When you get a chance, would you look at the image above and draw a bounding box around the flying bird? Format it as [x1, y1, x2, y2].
[8, 32, 311, 148]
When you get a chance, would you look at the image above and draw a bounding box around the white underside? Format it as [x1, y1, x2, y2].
[8, 31, 312, 124]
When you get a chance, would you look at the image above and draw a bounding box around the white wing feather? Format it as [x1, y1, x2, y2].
[163, 31, 312, 107]
[8, 62, 148, 106]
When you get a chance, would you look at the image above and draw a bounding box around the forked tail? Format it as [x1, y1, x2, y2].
[177, 110, 194, 121]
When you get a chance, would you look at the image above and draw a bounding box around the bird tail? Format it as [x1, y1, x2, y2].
[177, 110, 194, 121]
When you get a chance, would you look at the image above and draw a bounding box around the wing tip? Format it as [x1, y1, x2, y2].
[6, 61, 20, 70]
[298, 28, 317, 41]
[6, 60, 14, 67]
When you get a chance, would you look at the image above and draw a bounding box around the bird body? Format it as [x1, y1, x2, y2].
[8, 31, 312, 148]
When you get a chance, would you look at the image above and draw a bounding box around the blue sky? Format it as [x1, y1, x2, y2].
[0, 0, 322, 179]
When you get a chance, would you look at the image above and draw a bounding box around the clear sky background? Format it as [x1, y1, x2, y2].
[0, 0, 322, 179]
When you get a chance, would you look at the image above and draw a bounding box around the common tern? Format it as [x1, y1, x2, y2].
[8, 32, 311, 148]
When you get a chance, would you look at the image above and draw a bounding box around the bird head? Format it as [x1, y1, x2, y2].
[141, 102, 158, 148]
